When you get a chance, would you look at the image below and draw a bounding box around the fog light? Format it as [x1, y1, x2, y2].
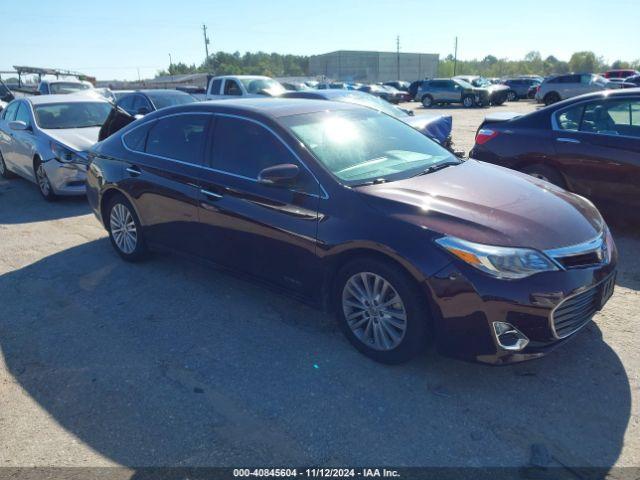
[493, 322, 529, 351]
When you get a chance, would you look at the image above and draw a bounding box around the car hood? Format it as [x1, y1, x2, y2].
[485, 84, 510, 93]
[355, 160, 604, 251]
[43, 127, 101, 152]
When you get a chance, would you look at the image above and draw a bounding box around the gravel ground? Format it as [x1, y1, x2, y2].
[0, 102, 638, 474]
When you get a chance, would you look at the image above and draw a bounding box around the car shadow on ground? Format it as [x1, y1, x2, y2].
[611, 228, 640, 291]
[0, 239, 631, 473]
[0, 176, 90, 224]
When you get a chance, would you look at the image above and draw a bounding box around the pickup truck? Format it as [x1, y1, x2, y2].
[205, 75, 286, 100]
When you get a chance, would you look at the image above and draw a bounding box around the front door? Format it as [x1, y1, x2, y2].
[197, 115, 321, 296]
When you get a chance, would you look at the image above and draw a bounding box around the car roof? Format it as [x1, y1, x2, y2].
[26, 93, 110, 105]
[133, 89, 191, 95]
[143, 97, 362, 119]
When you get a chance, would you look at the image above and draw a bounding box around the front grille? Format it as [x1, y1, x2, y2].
[551, 275, 615, 339]
[556, 251, 601, 269]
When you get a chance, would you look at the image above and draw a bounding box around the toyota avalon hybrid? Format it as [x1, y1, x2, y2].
[86, 98, 617, 365]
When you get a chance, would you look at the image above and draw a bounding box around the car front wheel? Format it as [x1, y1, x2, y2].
[35, 158, 56, 201]
[335, 258, 430, 364]
[507, 90, 518, 102]
[462, 95, 475, 108]
[421, 95, 433, 108]
[107, 194, 147, 261]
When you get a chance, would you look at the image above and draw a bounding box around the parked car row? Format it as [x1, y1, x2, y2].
[1, 79, 629, 368]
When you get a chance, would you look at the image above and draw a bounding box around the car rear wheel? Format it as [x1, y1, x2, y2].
[462, 95, 475, 108]
[34, 158, 56, 201]
[507, 90, 518, 102]
[334, 257, 430, 364]
[0, 150, 15, 179]
[522, 164, 566, 189]
[106, 194, 148, 262]
[544, 92, 560, 106]
[421, 95, 434, 108]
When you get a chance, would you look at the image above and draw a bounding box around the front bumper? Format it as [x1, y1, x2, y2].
[425, 248, 618, 365]
[43, 159, 87, 196]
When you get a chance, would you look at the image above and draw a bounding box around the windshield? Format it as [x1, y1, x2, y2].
[471, 77, 491, 87]
[34, 102, 112, 129]
[146, 92, 196, 109]
[49, 82, 91, 94]
[280, 109, 457, 186]
[454, 79, 474, 89]
[241, 78, 286, 95]
[336, 91, 408, 119]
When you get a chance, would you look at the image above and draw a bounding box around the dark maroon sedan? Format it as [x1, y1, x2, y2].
[470, 88, 640, 222]
[86, 98, 617, 365]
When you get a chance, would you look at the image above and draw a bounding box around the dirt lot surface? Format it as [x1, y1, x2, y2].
[0, 101, 638, 474]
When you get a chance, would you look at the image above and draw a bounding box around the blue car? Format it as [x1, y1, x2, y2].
[281, 89, 459, 155]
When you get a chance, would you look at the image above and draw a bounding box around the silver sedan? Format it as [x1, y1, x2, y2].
[0, 94, 112, 200]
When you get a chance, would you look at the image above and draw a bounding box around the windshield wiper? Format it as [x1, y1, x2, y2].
[412, 161, 460, 177]
[351, 177, 387, 187]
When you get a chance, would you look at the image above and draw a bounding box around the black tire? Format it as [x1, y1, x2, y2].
[522, 164, 566, 189]
[421, 95, 434, 108]
[105, 193, 148, 262]
[543, 92, 560, 106]
[0, 150, 15, 179]
[334, 257, 430, 364]
[462, 95, 475, 108]
[34, 157, 57, 201]
[507, 90, 518, 102]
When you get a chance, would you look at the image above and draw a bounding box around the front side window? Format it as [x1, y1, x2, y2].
[117, 95, 135, 115]
[280, 109, 457, 186]
[211, 117, 302, 180]
[224, 80, 242, 96]
[2, 101, 19, 121]
[132, 95, 152, 113]
[145, 114, 209, 164]
[14, 102, 32, 128]
[34, 102, 112, 129]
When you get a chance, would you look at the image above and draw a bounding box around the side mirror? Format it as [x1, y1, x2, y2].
[257, 163, 299, 188]
[137, 107, 150, 115]
[9, 120, 29, 131]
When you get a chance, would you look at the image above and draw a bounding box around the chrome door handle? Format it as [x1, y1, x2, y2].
[126, 166, 141, 176]
[200, 188, 223, 199]
[556, 137, 581, 144]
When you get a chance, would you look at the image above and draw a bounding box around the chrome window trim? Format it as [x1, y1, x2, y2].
[551, 95, 640, 141]
[120, 111, 329, 199]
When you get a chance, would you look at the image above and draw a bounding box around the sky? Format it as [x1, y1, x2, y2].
[1, 0, 638, 81]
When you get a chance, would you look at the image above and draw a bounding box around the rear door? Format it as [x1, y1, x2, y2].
[197, 114, 322, 296]
[551, 97, 640, 210]
[119, 112, 211, 254]
[0, 101, 19, 172]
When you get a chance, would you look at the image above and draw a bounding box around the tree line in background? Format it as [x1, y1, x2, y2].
[157, 50, 640, 79]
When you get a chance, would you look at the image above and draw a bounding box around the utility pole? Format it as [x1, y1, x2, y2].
[168, 53, 172, 70]
[202, 24, 210, 61]
[453, 36, 458, 76]
[396, 35, 401, 80]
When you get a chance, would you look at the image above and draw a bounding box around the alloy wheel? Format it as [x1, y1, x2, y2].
[463, 96, 474, 107]
[36, 164, 51, 196]
[110, 203, 138, 254]
[342, 272, 407, 351]
[508, 91, 516, 101]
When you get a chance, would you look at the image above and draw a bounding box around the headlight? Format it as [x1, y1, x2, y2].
[435, 236, 559, 279]
[50, 141, 85, 164]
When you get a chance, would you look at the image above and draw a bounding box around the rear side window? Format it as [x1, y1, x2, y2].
[123, 121, 154, 152]
[117, 95, 135, 114]
[223, 80, 242, 96]
[209, 79, 222, 94]
[145, 114, 209, 165]
[557, 104, 584, 130]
